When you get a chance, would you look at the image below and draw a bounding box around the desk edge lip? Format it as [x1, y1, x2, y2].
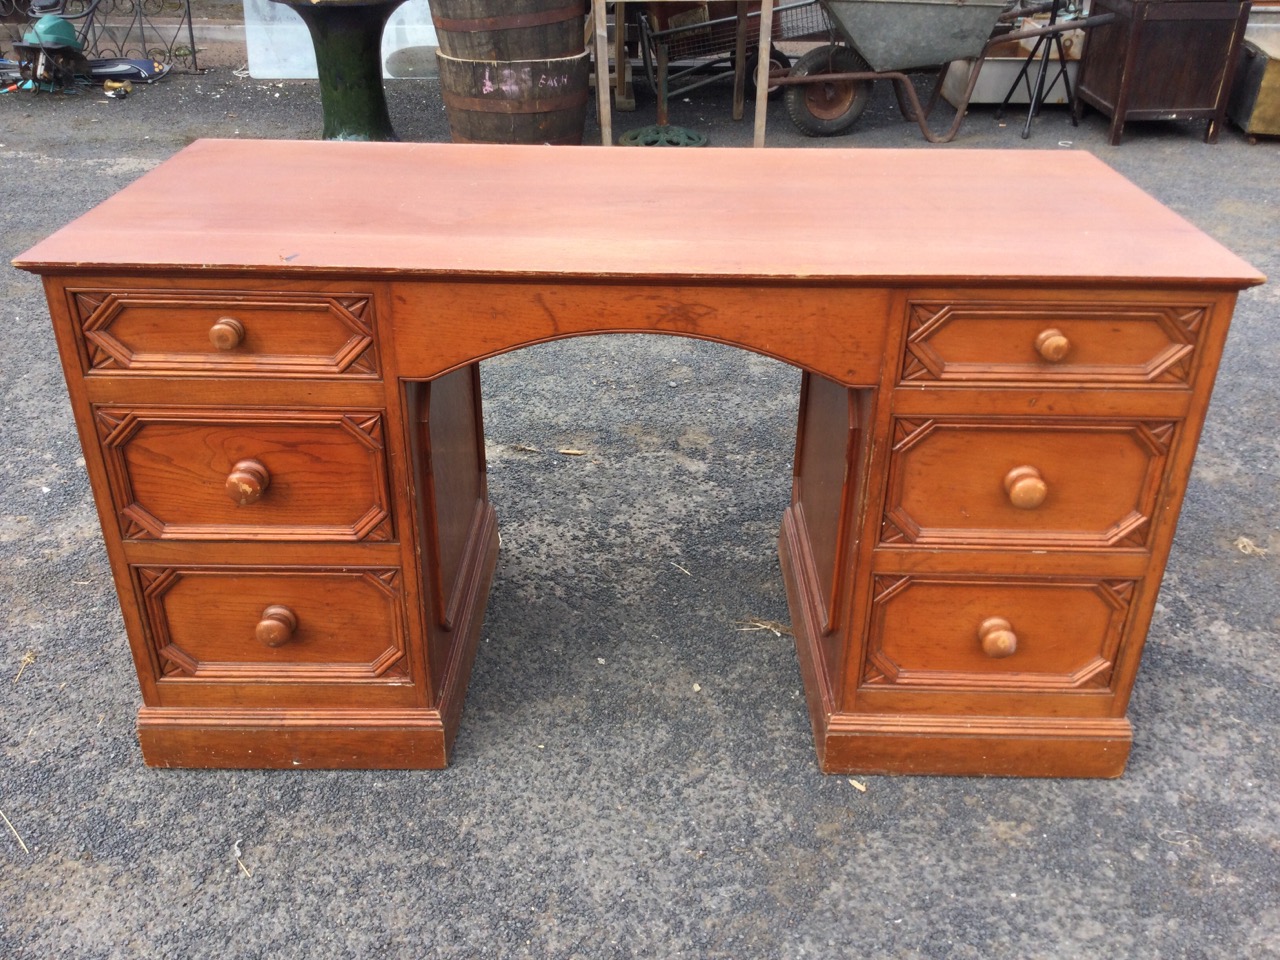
[10, 260, 1269, 291]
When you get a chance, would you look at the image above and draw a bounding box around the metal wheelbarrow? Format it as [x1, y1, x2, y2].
[773, 0, 1114, 142]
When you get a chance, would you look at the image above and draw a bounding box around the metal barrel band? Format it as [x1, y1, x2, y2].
[441, 89, 591, 114]
[450, 132, 586, 144]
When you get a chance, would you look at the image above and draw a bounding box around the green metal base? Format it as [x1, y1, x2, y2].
[272, 0, 405, 141]
[617, 124, 709, 147]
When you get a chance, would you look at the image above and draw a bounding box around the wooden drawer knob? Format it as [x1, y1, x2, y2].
[1004, 465, 1047, 509]
[978, 617, 1017, 658]
[1035, 327, 1071, 363]
[256, 605, 298, 647]
[209, 316, 245, 351]
[226, 459, 270, 505]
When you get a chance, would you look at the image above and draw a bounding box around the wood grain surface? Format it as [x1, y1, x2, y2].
[14, 139, 1264, 287]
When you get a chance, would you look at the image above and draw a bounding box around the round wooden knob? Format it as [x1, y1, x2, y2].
[256, 605, 298, 647]
[1004, 465, 1047, 509]
[1035, 327, 1071, 363]
[209, 316, 245, 351]
[225, 459, 270, 505]
[978, 617, 1017, 658]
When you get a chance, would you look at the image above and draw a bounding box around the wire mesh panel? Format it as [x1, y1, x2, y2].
[643, 0, 831, 63]
[637, 0, 835, 112]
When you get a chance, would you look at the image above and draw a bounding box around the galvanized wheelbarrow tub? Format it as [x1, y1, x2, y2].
[775, 0, 1009, 141]
[772, 0, 1116, 141]
[823, 0, 1010, 72]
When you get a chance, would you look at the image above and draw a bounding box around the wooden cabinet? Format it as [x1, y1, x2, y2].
[15, 141, 1262, 777]
[1072, 0, 1253, 145]
[1229, 35, 1280, 139]
[40, 273, 495, 767]
[782, 280, 1243, 775]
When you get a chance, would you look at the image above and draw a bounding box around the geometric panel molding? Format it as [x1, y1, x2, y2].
[70, 288, 378, 377]
[863, 575, 1136, 691]
[138, 565, 408, 682]
[902, 300, 1207, 386]
[95, 408, 393, 542]
[880, 417, 1176, 550]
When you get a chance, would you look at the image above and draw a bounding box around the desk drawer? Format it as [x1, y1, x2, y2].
[96, 408, 393, 541]
[881, 417, 1175, 549]
[139, 565, 410, 687]
[901, 298, 1207, 386]
[69, 288, 378, 377]
[863, 574, 1135, 693]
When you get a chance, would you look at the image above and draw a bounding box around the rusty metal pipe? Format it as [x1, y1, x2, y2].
[995, 11, 1116, 45]
[997, 1, 1058, 23]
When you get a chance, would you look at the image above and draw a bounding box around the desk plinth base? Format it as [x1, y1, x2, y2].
[138, 708, 453, 769]
[136, 509, 501, 770]
[812, 715, 1132, 779]
[778, 507, 1133, 779]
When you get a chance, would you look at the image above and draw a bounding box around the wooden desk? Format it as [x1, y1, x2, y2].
[15, 140, 1262, 776]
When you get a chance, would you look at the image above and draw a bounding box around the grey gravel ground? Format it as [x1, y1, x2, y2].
[1, 50, 1278, 960]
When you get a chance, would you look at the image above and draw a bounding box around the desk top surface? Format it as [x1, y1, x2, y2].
[15, 139, 1263, 288]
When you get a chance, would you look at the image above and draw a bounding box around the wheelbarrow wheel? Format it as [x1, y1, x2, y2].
[740, 45, 791, 96]
[784, 45, 872, 137]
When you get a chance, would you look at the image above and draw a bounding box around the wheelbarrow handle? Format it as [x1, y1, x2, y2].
[998, 0, 1058, 23]
[996, 11, 1117, 47]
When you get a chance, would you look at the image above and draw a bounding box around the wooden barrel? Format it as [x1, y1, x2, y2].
[430, 0, 588, 61]
[437, 51, 591, 144]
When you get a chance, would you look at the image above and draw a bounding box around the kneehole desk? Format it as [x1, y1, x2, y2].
[15, 140, 1263, 776]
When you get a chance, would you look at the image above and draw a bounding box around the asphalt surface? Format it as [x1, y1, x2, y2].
[1, 47, 1278, 960]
